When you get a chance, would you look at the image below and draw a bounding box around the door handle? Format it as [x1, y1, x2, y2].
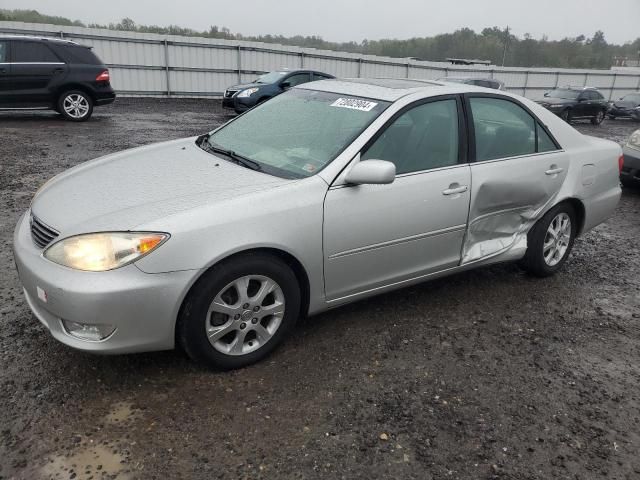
[442, 185, 469, 196]
[53, 68, 65, 74]
[0, 68, 6, 74]
[545, 167, 564, 176]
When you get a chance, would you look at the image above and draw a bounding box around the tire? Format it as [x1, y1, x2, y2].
[559, 109, 572, 123]
[591, 109, 605, 125]
[520, 203, 577, 278]
[177, 253, 301, 369]
[57, 90, 93, 122]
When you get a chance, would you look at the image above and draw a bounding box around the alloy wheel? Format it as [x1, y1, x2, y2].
[62, 94, 90, 119]
[543, 213, 572, 267]
[205, 275, 285, 356]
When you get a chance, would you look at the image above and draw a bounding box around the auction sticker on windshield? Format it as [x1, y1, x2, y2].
[331, 98, 378, 112]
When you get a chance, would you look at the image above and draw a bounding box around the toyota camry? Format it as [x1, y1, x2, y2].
[14, 78, 622, 369]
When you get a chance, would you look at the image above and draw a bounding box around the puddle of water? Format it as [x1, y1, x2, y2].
[104, 401, 141, 425]
[40, 445, 130, 480]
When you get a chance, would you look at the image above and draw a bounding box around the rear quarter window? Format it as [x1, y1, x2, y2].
[55, 45, 103, 65]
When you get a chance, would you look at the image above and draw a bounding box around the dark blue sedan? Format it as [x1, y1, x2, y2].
[222, 70, 334, 113]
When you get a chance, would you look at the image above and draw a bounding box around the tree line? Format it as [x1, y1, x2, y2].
[2, 8, 639, 69]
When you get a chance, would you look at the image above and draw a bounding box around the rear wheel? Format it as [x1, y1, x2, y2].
[520, 203, 577, 277]
[177, 253, 300, 369]
[57, 90, 93, 121]
[591, 109, 605, 125]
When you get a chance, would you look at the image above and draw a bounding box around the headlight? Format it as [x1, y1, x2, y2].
[549, 104, 565, 108]
[44, 232, 168, 271]
[627, 130, 640, 150]
[237, 88, 259, 98]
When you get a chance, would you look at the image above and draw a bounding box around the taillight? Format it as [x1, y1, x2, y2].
[619, 155, 624, 174]
[95, 70, 110, 82]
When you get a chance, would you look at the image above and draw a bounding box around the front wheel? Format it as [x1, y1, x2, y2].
[520, 203, 577, 277]
[591, 109, 605, 125]
[177, 253, 301, 369]
[559, 109, 572, 123]
[57, 90, 93, 121]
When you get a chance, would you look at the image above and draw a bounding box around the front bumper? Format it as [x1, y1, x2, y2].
[13, 211, 198, 354]
[608, 107, 640, 119]
[222, 94, 257, 113]
[621, 146, 640, 186]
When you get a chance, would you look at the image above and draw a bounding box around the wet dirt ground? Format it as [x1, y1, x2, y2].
[1, 99, 639, 480]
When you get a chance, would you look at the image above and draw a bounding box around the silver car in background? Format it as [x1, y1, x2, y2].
[13, 78, 622, 369]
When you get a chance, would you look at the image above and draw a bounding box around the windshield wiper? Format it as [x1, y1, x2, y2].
[197, 134, 262, 172]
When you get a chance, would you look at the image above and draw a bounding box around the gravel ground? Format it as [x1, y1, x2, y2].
[1, 99, 639, 480]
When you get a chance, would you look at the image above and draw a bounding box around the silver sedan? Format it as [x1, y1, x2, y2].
[13, 78, 622, 369]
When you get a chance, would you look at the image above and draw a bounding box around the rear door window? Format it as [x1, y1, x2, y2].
[470, 97, 561, 160]
[537, 124, 559, 153]
[13, 41, 60, 63]
[470, 97, 536, 161]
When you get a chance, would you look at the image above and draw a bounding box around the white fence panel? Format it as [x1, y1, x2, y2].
[0, 21, 638, 99]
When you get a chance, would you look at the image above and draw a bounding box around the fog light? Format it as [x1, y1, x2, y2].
[61, 320, 116, 341]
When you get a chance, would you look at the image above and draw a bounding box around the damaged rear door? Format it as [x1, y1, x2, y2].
[463, 95, 568, 264]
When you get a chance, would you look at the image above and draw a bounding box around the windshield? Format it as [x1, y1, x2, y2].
[546, 89, 580, 100]
[621, 94, 640, 103]
[254, 71, 287, 84]
[207, 89, 390, 179]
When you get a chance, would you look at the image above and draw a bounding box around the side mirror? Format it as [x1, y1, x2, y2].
[281, 81, 291, 89]
[543, 92, 549, 97]
[578, 97, 587, 102]
[345, 159, 396, 185]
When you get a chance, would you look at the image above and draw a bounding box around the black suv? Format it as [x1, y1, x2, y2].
[536, 87, 608, 125]
[223, 69, 334, 113]
[0, 36, 115, 121]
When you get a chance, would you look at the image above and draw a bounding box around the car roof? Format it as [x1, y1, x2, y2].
[553, 85, 600, 91]
[441, 77, 500, 82]
[0, 35, 80, 46]
[299, 77, 477, 101]
[270, 69, 333, 75]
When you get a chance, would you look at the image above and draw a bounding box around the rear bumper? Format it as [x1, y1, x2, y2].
[95, 92, 116, 106]
[621, 146, 640, 185]
[13, 210, 198, 354]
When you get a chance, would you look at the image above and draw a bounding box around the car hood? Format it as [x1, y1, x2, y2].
[536, 97, 573, 105]
[613, 100, 639, 108]
[227, 82, 264, 90]
[30, 138, 290, 234]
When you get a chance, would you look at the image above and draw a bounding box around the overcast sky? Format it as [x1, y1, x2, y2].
[3, 0, 639, 44]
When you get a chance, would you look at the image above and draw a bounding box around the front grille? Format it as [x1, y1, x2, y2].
[30, 215, 59, 249]
[224, 89, 238, 98]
